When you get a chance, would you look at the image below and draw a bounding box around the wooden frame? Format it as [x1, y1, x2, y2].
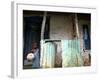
[11, 1, 97, 78]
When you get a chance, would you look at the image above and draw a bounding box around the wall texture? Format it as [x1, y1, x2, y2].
[50, 13, 73, 39]
[49, 13, 90, 66]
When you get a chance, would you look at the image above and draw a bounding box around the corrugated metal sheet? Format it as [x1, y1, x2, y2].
[61, 40, 83, 67]
[40, 41, 56, 68]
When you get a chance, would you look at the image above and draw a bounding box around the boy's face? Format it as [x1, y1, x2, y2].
[32, 42, 38, 49]
[33, 43, 38, 48]
[31, 42, 38, 53]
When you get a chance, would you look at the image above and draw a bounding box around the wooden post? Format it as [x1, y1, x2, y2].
[40, 12, 47, 67]
[41, 12, 47, 40]
[75, 13, 80, 39]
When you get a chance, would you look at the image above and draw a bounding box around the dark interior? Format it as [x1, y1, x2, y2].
[23, 12, 50, 69]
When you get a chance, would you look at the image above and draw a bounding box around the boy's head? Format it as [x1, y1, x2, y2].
[32, 41, 38, 49]
[31, 41, 38, 53]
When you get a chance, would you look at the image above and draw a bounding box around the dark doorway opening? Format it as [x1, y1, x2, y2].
[23, 15, 50, 69]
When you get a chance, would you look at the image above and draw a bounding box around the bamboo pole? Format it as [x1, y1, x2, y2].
[75, 13, 80, 39]
[72, 14, 76, 39]
[40, 12, 47, 68]
[41, 12, 47, 40]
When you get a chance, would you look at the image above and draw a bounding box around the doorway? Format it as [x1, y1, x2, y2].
[23, 15, 50, 69]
